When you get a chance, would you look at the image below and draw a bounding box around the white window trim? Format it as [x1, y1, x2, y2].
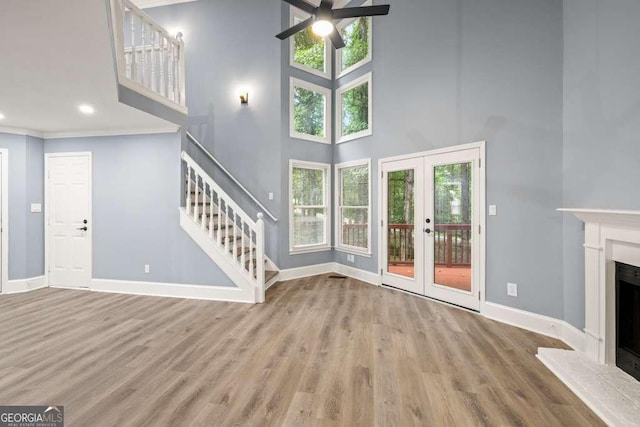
[335, 158, 371, 256]
[335, 0, 373, 79]
[336, 72, 373, 144]
[289, 6, 332, 80]
[289, 159, 332, 254]
[290, 77, 333, 144]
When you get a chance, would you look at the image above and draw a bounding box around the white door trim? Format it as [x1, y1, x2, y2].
[0, 149, 8, 293]
[44, 152, 93, 288]
[377, 141, 486, 311]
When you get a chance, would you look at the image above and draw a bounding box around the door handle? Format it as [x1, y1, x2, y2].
[76, 226, 88, 231]
[424, 228, 432, 234]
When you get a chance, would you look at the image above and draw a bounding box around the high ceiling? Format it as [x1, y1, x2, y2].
[0, 0, 178, 138]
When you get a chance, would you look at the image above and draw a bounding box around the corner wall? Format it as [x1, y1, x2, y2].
[562, 0, 640, 329]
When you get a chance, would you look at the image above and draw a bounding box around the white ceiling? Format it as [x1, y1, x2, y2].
[0, 0, 177, 138]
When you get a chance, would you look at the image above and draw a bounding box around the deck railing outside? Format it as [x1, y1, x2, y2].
[343, 223, 472, 267]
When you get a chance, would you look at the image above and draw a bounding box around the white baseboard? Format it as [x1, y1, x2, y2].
[3, 275, 46, 294]
[276, 262, 380, 286]
[90, 278, 254, 303]
[483, 302, 586, 351]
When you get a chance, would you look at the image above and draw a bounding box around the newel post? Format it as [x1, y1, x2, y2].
[255, 213, 265, 303]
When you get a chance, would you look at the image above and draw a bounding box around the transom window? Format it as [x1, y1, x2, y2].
[290, 160, 331, 253]
[336, 159, 371, 255]
[290, 7, 332, 79]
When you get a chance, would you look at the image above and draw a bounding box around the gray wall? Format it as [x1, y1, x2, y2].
[0, 132, 44, 281]
[335, 0, 565, 318]
[146, 0, 283, 265]
[562, 0, 640, 328]
[145, 0, 567, 318]
[45, 132, 233, 286]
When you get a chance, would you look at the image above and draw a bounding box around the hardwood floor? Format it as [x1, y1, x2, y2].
[0, 275, 603, 426]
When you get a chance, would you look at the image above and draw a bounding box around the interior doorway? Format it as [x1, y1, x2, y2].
[380, 143, 485, 311]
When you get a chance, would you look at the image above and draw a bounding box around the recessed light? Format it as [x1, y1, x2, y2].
[78, 104, 95, 115]
[0, 112, 5, 120]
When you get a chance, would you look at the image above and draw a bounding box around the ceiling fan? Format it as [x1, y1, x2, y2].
[276, 0, 390, 49]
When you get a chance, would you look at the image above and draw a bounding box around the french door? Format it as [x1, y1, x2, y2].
[381, 146, 482, 311]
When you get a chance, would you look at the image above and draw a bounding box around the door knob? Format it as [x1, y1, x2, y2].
[77, 226, 88, 231]
[424, 228, 432, 234]
[425, 218, 431, 224]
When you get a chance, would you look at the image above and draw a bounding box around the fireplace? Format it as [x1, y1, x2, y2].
[617, 261, 640, 381]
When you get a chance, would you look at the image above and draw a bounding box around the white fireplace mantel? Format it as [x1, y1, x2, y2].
[558, 208, 640, 365]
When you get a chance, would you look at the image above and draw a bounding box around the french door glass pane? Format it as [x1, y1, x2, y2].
[387, 170, 415, 278]
[433, 162, 472, 291]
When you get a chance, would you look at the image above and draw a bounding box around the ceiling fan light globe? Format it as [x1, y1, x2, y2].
[312, 20, 334, 37]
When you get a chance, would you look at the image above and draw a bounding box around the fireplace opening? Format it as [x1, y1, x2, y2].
[616, 261, 640, 381]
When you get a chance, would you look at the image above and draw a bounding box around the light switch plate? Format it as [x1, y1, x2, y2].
[268, 192, 274, 200]
[30, 203, 42, 213]
[489, 205, 497, 216]
[507, 282, 518, 297]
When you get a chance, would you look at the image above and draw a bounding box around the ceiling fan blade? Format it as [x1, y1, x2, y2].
[282, 0, 317, 15]
[276, 16, 314, 40]
[328, 29, 345, 49]
[332, 4, 390, 20]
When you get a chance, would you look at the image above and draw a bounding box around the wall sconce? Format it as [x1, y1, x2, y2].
[239, 93, 249, 105]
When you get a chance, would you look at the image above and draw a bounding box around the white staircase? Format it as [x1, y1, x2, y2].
[179, 152, 278, 303]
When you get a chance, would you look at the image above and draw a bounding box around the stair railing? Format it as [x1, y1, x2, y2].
[182, 151, 265, 301]
[109, 0, 186, 109]
[186, 131, 278, 222]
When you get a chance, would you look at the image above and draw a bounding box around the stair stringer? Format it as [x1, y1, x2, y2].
[179, 207, 259, 303]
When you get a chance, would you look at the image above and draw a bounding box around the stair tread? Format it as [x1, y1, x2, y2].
[265, 270, 278, 283]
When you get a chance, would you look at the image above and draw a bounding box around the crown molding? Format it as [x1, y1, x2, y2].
[0, 126, 44, 139]
[132, 0, 198, 9]
[42, 125, 180, 140]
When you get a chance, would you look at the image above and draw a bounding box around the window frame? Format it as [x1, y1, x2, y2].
[289, 6, 332, 80]
[335, 158, 372, 256]
[290, 77, 333, 144]
[289, 159, 332, 254]
[335, 0, 372, 78]
[336, 71, 373, 144]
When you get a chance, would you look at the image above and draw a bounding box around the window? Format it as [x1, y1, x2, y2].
[290, 7, 332, 79]
[290, 160, 331, 253]
[336, 159, 371, 255]
[336, 72, 372, 143]
[336, 2, 372, 78]
[290, 78, 332, 144]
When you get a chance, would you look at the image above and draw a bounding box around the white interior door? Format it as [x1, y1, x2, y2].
[380, 146, 483, 311]
[424, 149, 481, 311]
[47, 153, 92, 288]
[381, 158, 424, 295]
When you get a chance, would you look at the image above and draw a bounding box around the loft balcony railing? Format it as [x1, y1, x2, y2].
[108, 0, 186, 113]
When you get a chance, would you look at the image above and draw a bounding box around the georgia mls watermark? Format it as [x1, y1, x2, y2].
[0, 406, 64, 427]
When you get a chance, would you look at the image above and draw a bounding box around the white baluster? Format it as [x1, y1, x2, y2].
[232, 213, 238, 261]
[209, 192, 215, 238]
[130, 12, 137, 81]
[185, 165, 192, 215]
[140, 18, 146, 86]
[249, 230, 254, 275]
[256, 213, 265, 303]
[240, 223, 246, 272]
[159, 36, 165, 97]
[216, 198, 223, 245]
[201, 183, 207, 231]
[224, 205, 230, 252]
[167, 42, 174, 101]
[150, 25, 156, 92]
[193, 174, 199, 221]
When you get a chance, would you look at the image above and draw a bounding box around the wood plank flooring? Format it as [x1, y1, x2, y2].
[0, 275, 603, 426]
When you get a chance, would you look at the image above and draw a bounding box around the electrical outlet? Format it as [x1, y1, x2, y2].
[350, 254, 355, 263]
[144, 264, 150, 274]
[507, 282, 518, 297]
[489, 205, 497, 216]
